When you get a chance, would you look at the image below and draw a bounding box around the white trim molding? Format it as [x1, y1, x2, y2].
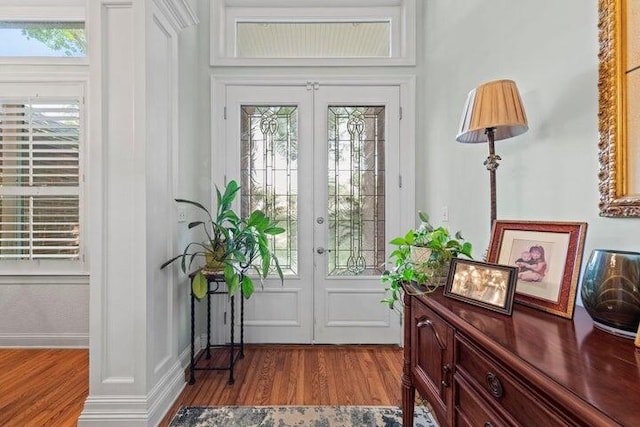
[78, 359, 185, 426]
[152, 0, 198, 31]
[0, 333, 88, 348]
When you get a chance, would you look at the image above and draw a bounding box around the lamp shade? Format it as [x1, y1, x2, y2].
[456, 79, 528, 143]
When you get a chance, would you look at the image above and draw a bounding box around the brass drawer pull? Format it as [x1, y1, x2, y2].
[441, 364, 452, 388]
[485, 372, 504, 398]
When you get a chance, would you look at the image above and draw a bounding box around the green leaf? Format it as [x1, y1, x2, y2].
[261, 251, 271, 278]
[462, 242, 473, 257]
[191, 271, 208, 300]
[264, 226, 285, 235]
[247, 210, 266, 226]
[224, 264, 240, 294]
[160, 253, 183, 269]
[389, 237, 408, 246]
[176, 198, 210, 215]
[404, 230, 416, 244]
[187, 221, 205, 229]
[241, 275, 254, 299]
[220, 180, 240, 209]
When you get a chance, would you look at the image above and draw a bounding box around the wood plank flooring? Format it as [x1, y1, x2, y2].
[0, 349, 88, 427]
[0, 345, 403, 426]
[160, 345, 404, 426]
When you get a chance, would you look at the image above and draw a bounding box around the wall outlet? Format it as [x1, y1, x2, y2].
[177, 206, 187, 223]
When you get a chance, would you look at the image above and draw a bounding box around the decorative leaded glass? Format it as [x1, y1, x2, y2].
[240, 106, 298, 275]
[327, 106, 385, 276]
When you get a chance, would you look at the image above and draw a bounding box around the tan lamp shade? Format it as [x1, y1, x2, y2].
[456, 79, 528, 143]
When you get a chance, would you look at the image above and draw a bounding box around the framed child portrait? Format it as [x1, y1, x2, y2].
[487, 220, 588, 319]
[444, 258, 518, 315]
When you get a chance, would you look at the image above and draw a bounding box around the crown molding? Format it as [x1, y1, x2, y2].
[153, 0, 199, 31]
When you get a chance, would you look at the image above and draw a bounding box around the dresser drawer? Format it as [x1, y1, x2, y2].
[456, 335, 566, 426]
[455, 374, 508, 427]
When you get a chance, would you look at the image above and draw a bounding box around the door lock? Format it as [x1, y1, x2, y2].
[316, 217, 325, 224]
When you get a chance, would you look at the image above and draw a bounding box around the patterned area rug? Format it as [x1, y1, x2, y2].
[169, 405, 437, 427]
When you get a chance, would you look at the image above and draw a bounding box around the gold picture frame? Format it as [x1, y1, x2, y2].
[598, 0, 640, 217]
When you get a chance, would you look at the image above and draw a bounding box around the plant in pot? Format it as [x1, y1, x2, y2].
[381, 211, 473, 310]
[160, 180, 285, 300]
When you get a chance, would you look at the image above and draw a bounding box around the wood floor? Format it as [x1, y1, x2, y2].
[0, 349, 88, 427]
[0, 345, 403, 426]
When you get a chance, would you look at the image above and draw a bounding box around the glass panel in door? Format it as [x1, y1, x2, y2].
[240, 105, 298, 275]
[312, 85, 401, 344]
[327, 106, 386, 277]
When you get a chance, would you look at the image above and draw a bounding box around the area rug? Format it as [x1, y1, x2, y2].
[169, 405, 437, 427]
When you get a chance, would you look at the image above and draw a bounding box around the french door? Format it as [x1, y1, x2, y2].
[222, 81, 404, 344]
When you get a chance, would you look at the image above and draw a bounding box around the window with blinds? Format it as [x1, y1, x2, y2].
[0, 95, 81, 262]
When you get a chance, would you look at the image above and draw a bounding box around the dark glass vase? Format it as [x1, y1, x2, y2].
[580, 249, 640, 338]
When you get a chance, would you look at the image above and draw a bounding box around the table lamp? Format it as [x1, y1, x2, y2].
[456, 79, 528, 229]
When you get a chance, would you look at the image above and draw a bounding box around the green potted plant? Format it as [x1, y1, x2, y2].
[161, 180, 285, 300]
[381, 211, 473, 310]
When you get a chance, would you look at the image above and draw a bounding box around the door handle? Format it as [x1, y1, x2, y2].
[316, 247, 332, 254]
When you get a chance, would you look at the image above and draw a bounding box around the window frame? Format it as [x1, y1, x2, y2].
[0, 76, 87, 275]
[210, 0, 416, 67]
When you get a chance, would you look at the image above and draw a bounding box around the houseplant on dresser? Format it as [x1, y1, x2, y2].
[381, 211, 473, 310]
[161, 180, 284, 300]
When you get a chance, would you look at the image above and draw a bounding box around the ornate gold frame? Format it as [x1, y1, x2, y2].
[598, 0, 640, 217]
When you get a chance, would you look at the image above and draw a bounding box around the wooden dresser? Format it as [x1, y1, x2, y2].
[401, 283, 640, 427]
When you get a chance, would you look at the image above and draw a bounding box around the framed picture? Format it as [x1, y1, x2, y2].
[444, 258, 518, 315]
[487, 220, 588, 319]
[635, 322, 640, 348]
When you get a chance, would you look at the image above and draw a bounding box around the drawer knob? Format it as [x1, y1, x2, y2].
[485, 372, 504, 398]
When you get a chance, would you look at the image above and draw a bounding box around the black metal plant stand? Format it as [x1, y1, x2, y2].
[188, 270, 244, 385]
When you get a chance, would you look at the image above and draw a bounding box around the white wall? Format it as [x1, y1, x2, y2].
[173, 0, 208, 356]
[418, 0, 639, 306]
[0, 279, 88, 347]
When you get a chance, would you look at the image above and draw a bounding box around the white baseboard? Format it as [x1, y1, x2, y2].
[78, 357, 186, 426]
[0, 333, 89, 348]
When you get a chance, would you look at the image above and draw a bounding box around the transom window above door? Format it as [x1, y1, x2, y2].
[211, 0, 416, 66]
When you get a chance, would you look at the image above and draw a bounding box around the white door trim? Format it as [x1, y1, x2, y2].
[211, 75, 416, 344]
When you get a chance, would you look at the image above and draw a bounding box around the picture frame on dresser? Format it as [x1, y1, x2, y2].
[487, 220, 588, 319]
[444, 258, 518, 315]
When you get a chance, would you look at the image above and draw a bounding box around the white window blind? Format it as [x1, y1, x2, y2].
[0, 95, 81, 261]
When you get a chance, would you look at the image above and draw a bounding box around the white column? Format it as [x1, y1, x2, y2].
[79, 0, 197, 425]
